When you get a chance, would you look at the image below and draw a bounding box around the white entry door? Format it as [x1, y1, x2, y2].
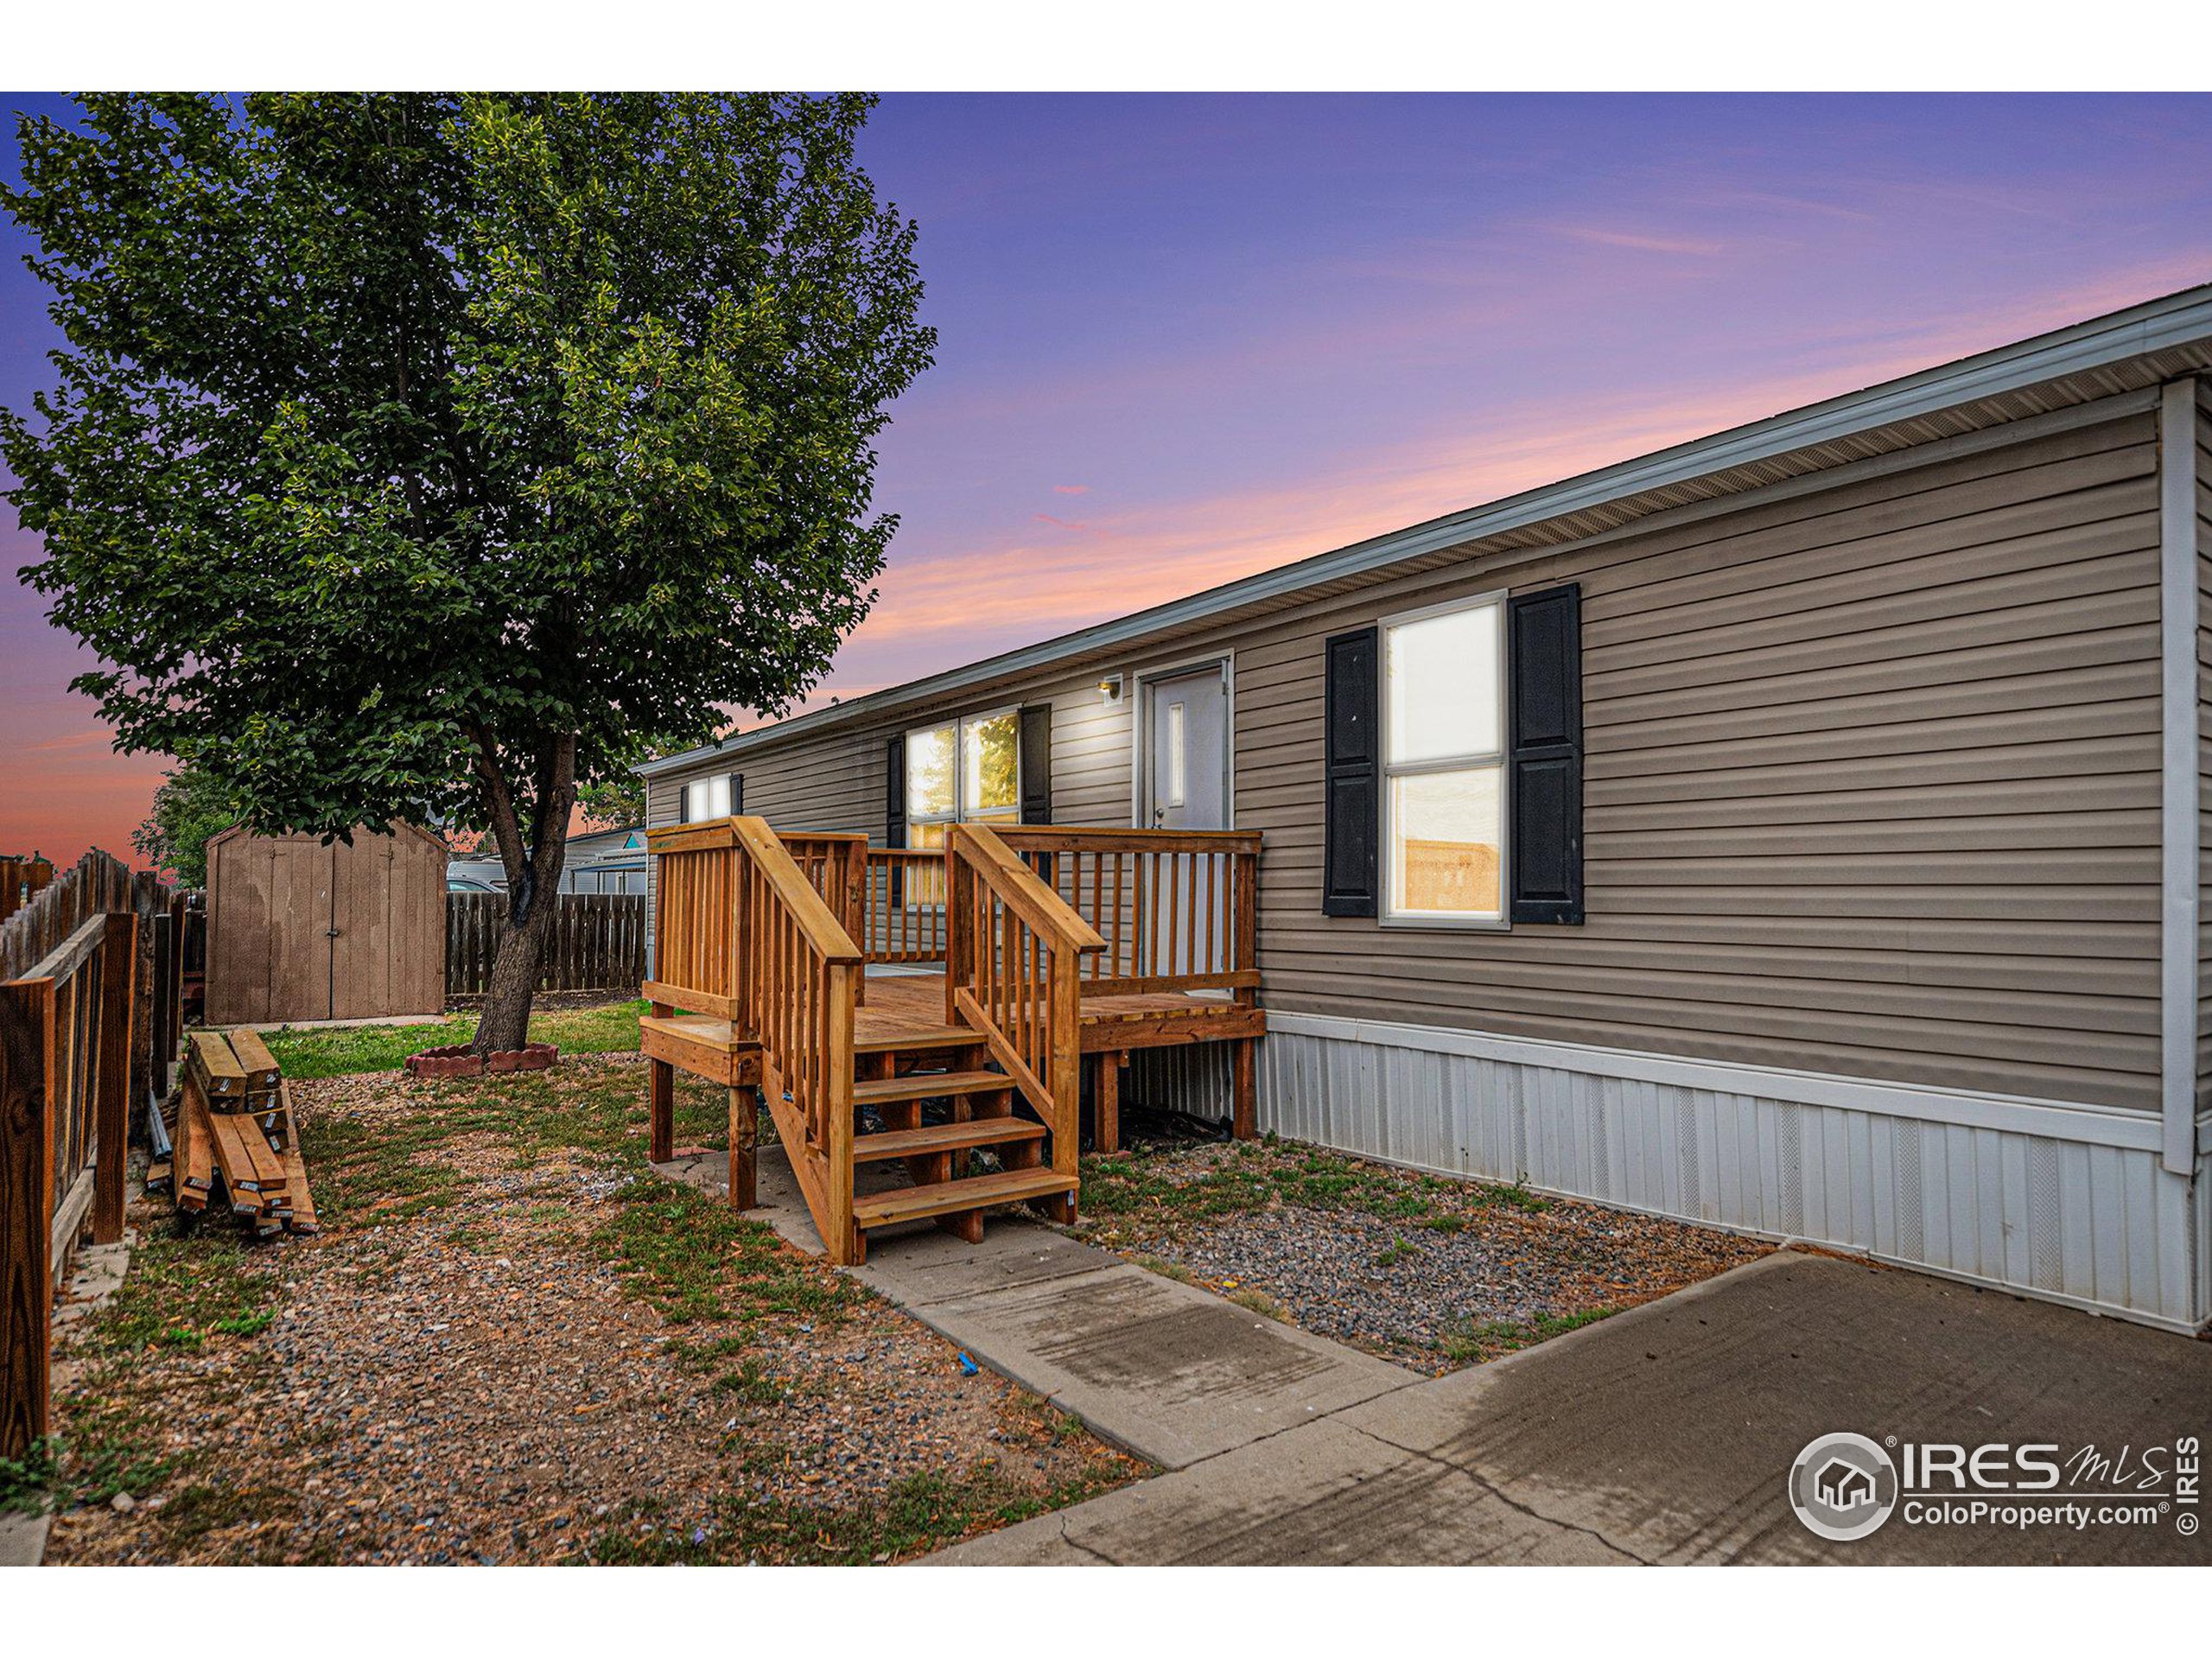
[1145, 664, 1230, 830]
[1142, 663, 1230, 978]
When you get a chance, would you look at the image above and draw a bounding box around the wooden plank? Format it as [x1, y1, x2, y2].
[852, 1168, 1077, 1228]
[852, 1116, 1047, 1163]
[175, 1079, 214, 1210]
[1, 980, 54, 1459]
[92, 912, 136, 1243]
[188, 1029, 251, 1109]
[274, 1084, 320, 1235]
[850, 1068, 1011, 1107]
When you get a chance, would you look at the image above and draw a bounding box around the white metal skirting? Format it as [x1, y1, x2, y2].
[1188, 1020, 2208, 1332]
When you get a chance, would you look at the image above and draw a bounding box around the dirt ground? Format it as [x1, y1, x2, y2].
[37, 1054, 1144, 1566]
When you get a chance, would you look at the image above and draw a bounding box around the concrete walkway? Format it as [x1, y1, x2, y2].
[657, 1145, 1420, 1470]
[661, 1146, 2212, 1567]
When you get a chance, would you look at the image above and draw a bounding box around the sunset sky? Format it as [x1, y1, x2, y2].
[6, 92, 2212, 866]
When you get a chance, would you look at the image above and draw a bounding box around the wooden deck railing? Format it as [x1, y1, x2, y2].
[943, 824, 1103, 1212]
[992, 826, 1261, 1002]
[642, 822, 740, 1019]
[730, 818, 863, 1261]
[861, 848, 949, 964]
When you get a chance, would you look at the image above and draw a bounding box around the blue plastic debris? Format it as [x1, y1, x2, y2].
[957, 1351, 979, 1376]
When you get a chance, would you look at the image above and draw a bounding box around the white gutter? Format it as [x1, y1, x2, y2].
[2158, 377, 2202, 1177]
[641, 280, 2212, 779]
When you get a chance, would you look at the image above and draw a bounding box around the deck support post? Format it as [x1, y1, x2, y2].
[1230, 1037, 1255, 1141]
[1094, 1051, 1124, 1154]
[647, 1000, 675, 1164]
[728, 1085, 757, 1211]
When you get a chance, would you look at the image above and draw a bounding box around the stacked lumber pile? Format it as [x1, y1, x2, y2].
[152, 1029, 320, 1237]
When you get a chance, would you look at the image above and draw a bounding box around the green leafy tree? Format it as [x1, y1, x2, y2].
[575, 775, 646, 831]
[4, 93, 934, 1052]
[131, 760, 239, 887]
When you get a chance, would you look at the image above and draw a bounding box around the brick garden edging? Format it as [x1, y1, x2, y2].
[404, 1041, 559, 1080]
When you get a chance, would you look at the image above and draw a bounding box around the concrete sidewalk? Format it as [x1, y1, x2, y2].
[661, 1146, 2211, 1567]
[929, 1249, 2212, 1566]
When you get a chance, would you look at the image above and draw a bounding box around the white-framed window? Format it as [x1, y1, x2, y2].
[1382, 592, 1507, 926]
[679, 773, 734, 823]
[905, 706, 1020, 851]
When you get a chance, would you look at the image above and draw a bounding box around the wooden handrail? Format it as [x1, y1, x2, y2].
[951, 828, 1107, 954]
[943, 823, 1103, 1217]
[732, 819, 862, 965]
[726, 815, 861, 1261]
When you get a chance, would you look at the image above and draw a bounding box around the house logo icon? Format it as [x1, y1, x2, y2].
[1815, 1458, 1877, 1511]
[1789, 1433, 1899, 1542]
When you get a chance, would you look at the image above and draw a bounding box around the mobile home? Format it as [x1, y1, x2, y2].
[641, 284, 2212, 1330]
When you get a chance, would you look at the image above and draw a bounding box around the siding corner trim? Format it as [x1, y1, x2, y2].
[2158, 377, 2201, 1176]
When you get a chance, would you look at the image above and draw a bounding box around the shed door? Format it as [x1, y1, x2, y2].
[264, 838, 336, 1026]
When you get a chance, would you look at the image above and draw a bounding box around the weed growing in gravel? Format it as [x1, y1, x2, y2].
[0, 1439, 60, 1514]
[589, 1176, 865, 1330]
[1438, 1306, 1617, 1365]
[1227, 1287, 1291, 1323]
[1080, 1138, 1541, 1230]
[584, 1463, 1128, 1567]
[1374, 1236, 1421, 1265]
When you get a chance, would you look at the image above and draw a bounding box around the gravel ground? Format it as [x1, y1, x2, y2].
[40, 1055, 1143, 1566]
[1073, 1135, 1770, 1373]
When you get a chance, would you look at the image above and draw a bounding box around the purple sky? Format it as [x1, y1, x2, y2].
[6, 92, 2211, 863]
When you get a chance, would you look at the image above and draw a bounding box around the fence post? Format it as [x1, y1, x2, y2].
[92, 912, 137, 1245]
[1, 979, 54, 1460]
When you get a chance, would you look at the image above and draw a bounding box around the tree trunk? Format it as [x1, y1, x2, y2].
[474, 899, 556, 1054]
[468, 727, 579, 1057]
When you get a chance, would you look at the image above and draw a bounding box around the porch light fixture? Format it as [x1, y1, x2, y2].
[1098, 675, 1123, 704]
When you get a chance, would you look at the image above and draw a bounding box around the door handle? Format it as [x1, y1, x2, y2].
[1152, 806, 1165, 825]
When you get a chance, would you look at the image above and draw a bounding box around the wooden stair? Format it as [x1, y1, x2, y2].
[854, 1116, 1047, 1163]
[842, 1031, 1071, 1261]
[854, 1168, 1077, 1229]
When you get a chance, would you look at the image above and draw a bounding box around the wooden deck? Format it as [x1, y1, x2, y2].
[641, 819, 1262, 1262]
[855, 971, 1264, 1053]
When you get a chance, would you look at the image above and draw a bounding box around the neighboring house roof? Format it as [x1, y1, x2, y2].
[639, 279, 2212, 781]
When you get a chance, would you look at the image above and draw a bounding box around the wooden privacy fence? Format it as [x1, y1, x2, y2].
[3, 849, 181, 1460]
[2, 855, 55, 925]
[446, 891, 647, 997]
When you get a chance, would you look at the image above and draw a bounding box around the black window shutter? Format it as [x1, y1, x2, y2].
[885, 734, 906, 847]
[728, 773, 744, 817]
[1323, 626, 1380, 917]
[1508, 583, 1584, 925]
[678, 781, 694, 823]
[884, 734, 906, 906]
[1019, 704, 1053, 824]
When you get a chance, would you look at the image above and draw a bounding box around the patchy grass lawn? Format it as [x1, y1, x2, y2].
[1074, 1135, 1767, 1374]
[37, 1039, 1144, 1565]
[261, 998, 648, 1079]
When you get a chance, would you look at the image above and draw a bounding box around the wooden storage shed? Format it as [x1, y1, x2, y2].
[205, 823, 448, 1027]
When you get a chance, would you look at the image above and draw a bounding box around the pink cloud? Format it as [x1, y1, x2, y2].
[1031, 512, 1103, 535]
[1546, 225, 1726, 257]
[1052, 484, 1090, 495]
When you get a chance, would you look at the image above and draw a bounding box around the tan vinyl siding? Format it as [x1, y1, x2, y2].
[649, 394, 2166, 1112]
[1224, 402, 2165, 1113]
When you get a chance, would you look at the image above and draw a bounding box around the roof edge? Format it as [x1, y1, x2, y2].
[639, 279, 2212, 780]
